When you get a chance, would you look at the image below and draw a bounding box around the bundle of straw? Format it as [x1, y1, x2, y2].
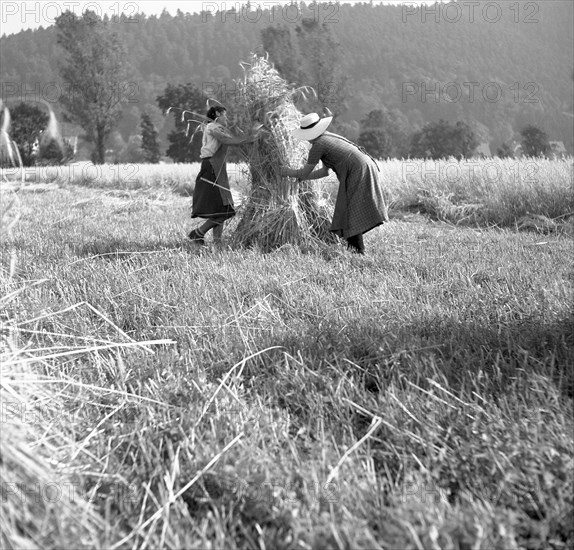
[226, 54, 337, 251]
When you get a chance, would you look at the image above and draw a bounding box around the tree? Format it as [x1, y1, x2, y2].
[37, 138, 74, 165]
[497, 142, 515, 158]
[156, 83, 204, 163]
[359, 108, 412, 158]
[55, 10, 131, 164]
[358, 128, 392, 159]
[6, 102, 48, 166]
[296, 19, 348, 113]
[409, 120, 452, 159]
[408, 119, 477, 159]
[262, 18, 349, 118]
[453, 121, 479, 158]
[119, 135, 147, 163]
[140, 112, 161, 163]
[261, 25, 302, 85]
[520, 125, 550, 157]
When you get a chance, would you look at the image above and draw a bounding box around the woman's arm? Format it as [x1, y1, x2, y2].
[210, 127, 254, 145]
[305, 165, 330, 180]
[282, 164, 329, 181]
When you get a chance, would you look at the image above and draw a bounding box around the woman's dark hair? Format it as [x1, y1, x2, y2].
[207, 106, 226, 120]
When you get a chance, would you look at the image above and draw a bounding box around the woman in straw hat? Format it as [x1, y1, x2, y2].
[189, 105, 256, 246]
[280, 113, 388, 254]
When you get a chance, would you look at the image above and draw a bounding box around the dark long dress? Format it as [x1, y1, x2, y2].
[306, 132, 389, 238]
[192, 132, 235, 221]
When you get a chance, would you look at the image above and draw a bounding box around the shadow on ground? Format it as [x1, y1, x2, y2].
[258, 311, 574, 402]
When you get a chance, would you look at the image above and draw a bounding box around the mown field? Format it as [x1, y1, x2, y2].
[1, 158, 573, 550]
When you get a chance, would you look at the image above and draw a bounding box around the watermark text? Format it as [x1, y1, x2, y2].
[201, 1, 339, 24]
[1, 1, 141, 25]
[401, 1, 540, 24]
[1, 82, 139, 105]
[402, 81, 539, 104]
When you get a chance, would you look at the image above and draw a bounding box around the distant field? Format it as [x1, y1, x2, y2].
[2, 156, 572, 229]
[1, 158, 573, 549]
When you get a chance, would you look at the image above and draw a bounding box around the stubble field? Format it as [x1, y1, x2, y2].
[1, 157, 573, 549]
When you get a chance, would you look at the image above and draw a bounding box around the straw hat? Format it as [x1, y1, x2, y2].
[293, 113, 333, 141]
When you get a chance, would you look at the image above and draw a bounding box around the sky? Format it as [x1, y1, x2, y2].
[0, 0, 431, 36]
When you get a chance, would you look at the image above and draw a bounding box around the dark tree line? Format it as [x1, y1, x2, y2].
[2, 2, 571, 162]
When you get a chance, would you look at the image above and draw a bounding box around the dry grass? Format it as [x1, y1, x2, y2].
[2, 155, 571, 234]
[387, 156, 574, 230]
[1, 93, 572, 547]
[0, 365, 104, 549]
[0, 181, 572, 548]
[1, 161, 235, 195]
[1, 174, 102, 548]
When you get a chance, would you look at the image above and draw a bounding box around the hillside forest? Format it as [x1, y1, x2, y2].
[0, 0, 572, 160]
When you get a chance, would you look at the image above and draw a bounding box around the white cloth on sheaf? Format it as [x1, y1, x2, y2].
[200, 121, 232, 158]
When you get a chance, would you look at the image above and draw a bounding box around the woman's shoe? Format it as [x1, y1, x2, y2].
[188, 229, 205, 246]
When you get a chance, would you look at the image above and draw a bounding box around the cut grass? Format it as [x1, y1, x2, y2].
[1, 181, 572, 549]
[391, 156, 574, 229]
[3, 156, 571, 231]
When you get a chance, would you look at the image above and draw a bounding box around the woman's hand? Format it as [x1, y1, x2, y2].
[280, 164, 319, 180]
